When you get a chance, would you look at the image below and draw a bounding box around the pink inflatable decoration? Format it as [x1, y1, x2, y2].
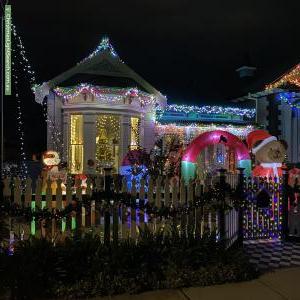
[181, 130, 251, 182]
[182, 130, 250, 163]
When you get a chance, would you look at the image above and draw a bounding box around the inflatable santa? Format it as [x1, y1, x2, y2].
[247, 130, 287, 177]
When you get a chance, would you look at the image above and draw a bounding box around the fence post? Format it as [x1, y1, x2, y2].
[139, 178, 146, 231]
[282, 167, 289, 240]
[3, 177, 11, 201]
[130, 178, 137, 241]
[236, 168, 245, 246]
[104, 168, 112, 245]
[218, 168, 226, 248]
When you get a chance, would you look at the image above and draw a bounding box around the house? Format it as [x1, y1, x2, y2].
[34, 37, 256, 175]
[237, 63, 300, 164]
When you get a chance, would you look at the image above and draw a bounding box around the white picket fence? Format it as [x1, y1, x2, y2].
[2, 174, 240, 248]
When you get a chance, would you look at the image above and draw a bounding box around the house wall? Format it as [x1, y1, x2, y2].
[256, 94, 300, 163]
[47, 94, 157, 173]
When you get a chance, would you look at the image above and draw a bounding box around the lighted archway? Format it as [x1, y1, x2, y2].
[181, 130, 251, 182]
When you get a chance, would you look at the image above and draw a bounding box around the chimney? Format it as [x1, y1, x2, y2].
[236, 53, 256, 78]
[236, 66, 256, 78]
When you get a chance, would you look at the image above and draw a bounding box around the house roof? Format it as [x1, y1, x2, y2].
[229, 59, 300, 103]
[266, 63, 300, 90]
[35, 37, 166, 103]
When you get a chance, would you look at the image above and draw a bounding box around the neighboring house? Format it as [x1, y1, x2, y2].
[237, 63, 300, 164]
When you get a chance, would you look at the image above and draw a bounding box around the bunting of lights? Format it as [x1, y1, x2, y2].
[54, 84, 157, 107]
[156, 104, 256, 119]
[79, 37, 119, 64]
[266, 64, 300, 90]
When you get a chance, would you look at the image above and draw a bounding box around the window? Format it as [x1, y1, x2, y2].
[130, 117, 140, 150]
[69, 115, 83, 174]
[96, 114, 120, 172]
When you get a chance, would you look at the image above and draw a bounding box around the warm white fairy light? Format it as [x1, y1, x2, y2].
[155, 123, 254, 140]
[266, 64, 300, 90]
[12, 24, 36, 84]
[11, 46, 28, 179]
[12, 24, 64, 159]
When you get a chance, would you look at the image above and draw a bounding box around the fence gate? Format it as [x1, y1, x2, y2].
[243, 176, 283, 240]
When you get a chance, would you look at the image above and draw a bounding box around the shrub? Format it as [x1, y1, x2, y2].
[0, 228, 259, 299]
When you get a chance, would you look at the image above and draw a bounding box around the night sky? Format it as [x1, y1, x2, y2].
[4, 0, 300, 159]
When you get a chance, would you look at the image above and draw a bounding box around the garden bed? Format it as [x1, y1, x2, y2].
[0, 229, 259, 299]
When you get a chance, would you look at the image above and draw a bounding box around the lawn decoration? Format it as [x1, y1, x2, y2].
[41, 150, 67, 193]
[120, 149, 149, 190]
[181, 130, 251, 182]
[247, 130, 287, 177]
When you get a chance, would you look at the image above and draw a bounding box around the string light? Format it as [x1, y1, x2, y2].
[53, 84, 157, 107]
[156, 104, 256, 119]
[155, 123, 254, 140]
[243, 177, 283, 240]
[266, 64, 300, 89]
[79, 36, 119, 64]
[276, 92, 300, 110]
[12, 24, 65, 159]
[11, 30, 28, 179]
[12, 24, 36, 84]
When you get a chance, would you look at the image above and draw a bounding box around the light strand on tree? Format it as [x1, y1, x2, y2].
[12, 23, 65, 158]
[12, 24, 36, 85]
[11, 45, 28, 179]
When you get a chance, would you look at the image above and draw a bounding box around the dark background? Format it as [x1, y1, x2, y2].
[3, 0, 300, 160]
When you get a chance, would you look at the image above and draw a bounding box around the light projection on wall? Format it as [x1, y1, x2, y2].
[69, 115, 83, 174]
[96, 114, 120, 172]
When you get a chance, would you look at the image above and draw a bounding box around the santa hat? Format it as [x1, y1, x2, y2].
[247, 130, 277, 154]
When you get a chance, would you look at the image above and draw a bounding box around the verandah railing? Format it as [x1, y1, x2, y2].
[2, 170, 242, 249]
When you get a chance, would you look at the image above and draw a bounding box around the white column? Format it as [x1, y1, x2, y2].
[139, 114, 145, 148]
[62, 112, 69, 163]
[83, 114, 97, 173]
[120, 115, 130, 162]
[46, 92, 63, 156]
[46, 93, 55, 150]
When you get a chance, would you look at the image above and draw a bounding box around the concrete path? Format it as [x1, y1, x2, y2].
[96, 267, 300, 300]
